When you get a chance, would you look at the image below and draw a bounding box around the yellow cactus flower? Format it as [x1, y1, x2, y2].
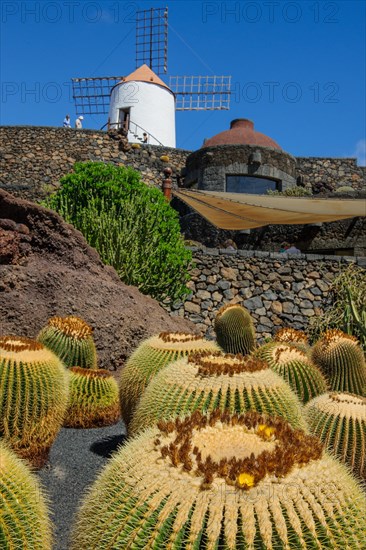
[237, 472, 255, 489]
[257, 424, 276, 438]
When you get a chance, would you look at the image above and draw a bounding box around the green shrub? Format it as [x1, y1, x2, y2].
[308, 264, 366, 351]
[44, 162, 192, 302]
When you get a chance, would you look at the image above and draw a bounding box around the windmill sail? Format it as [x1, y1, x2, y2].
[71, 76, 124, 115]
[169, 75, 231, 110]
[136, 7, 168, 75]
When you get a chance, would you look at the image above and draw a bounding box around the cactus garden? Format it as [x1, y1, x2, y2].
[1, 291, 366, 549]
[1, 182, 365, 549]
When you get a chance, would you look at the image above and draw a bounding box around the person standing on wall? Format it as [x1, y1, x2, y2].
[63, 114, 71, 128]
[75, 115, 84, 129]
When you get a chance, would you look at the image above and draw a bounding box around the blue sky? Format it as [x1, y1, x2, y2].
[1, 0, 365, 162]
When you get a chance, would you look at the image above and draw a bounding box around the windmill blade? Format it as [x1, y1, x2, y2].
[71, 76, 124, 115]
[169, 75, 231, 111]
[136, 7, 168, 75]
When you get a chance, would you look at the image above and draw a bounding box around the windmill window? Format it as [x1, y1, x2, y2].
[226, 175, 280, 194]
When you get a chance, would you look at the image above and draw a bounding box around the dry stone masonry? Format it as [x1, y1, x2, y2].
[0, 126, 189, 202]
[168, 247, 366, 339]
[1, 127, 365, 203]
[297, 157, 365, 193]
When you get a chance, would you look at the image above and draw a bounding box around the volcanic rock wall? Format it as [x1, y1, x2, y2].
[0, 126, 189, 202]
[296, 157, 365, 193]
[1, 127, 365, 203]
[169, 247, 366, 339]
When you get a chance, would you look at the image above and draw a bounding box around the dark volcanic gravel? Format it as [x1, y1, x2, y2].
[38, 421, 127, 550]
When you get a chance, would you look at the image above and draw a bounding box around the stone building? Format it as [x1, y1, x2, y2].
[184, 118, 298, 193]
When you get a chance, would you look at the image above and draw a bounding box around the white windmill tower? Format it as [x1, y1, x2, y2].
[108, 64, 176, 146]
[72, 7, 231, 147]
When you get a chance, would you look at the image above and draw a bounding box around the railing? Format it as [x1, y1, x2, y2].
[100, 120, 164, 146]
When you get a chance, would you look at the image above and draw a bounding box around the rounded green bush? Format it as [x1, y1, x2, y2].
[0, 441, 52, 549]
[44, 161, 192, 302]
[71, 410, 366, 549]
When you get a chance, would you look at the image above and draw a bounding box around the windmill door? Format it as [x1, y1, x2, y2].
[118, 108, 130, 133]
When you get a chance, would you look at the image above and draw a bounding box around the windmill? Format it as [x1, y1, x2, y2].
[71, 7, 231, 147]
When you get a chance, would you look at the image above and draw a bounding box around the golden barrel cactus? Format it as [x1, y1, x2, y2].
[0, 442, 52, 549]
[214, 303, 256, 355]
[71, 410, 366, 549]
[274, 327, 310, 353]
[64, 367, 120, 429]
[255, 342, 328, 403]
[304, 392, 366, 480]
[130, 351, 307, 435]
[119, 332, 219, 427]
[0, 336, 68, 468]
[37, 315, 98, 370]
[311, 329, 366, 395]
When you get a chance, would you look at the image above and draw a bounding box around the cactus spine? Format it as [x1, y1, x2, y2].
[255, 342, 328, 403]
[0, 336, 69, 468]
[71, 410, 366, 550]
[0, 442, 52, 549]
[64, 367, 120, 428]
[304, 392, 366, 480]
[311, 329, 366, 395]
[214, 303, 256, 355]
[37, 316, 97, 369]
[274, 327, 310, 353]
[130, 351, 307, 435]
[119, 332, 219, 427]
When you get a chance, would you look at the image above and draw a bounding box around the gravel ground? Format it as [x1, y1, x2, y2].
[38, 421, 127, 550]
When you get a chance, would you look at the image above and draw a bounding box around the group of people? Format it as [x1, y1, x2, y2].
[63, 116, 150, 143]
[63, 115, 83, 129]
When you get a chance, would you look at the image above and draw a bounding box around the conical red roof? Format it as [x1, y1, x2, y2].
[123, 64, 171, 90]
[202, 119, 281, 149]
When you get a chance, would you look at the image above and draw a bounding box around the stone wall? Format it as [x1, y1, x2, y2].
[1, 126, 364, 203]
[177, 211, 366, 257]
[0, 126, 190, 202]
[169, 247, 366, 339]
[296, 157, 366, 193]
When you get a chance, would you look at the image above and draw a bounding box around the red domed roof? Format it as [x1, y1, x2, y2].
[202, 119, 281, 150]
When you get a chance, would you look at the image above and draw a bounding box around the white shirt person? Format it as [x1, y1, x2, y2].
[75, 116, 84, 129]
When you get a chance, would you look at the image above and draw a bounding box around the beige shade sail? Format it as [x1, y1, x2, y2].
[173, 189, 366, 230]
